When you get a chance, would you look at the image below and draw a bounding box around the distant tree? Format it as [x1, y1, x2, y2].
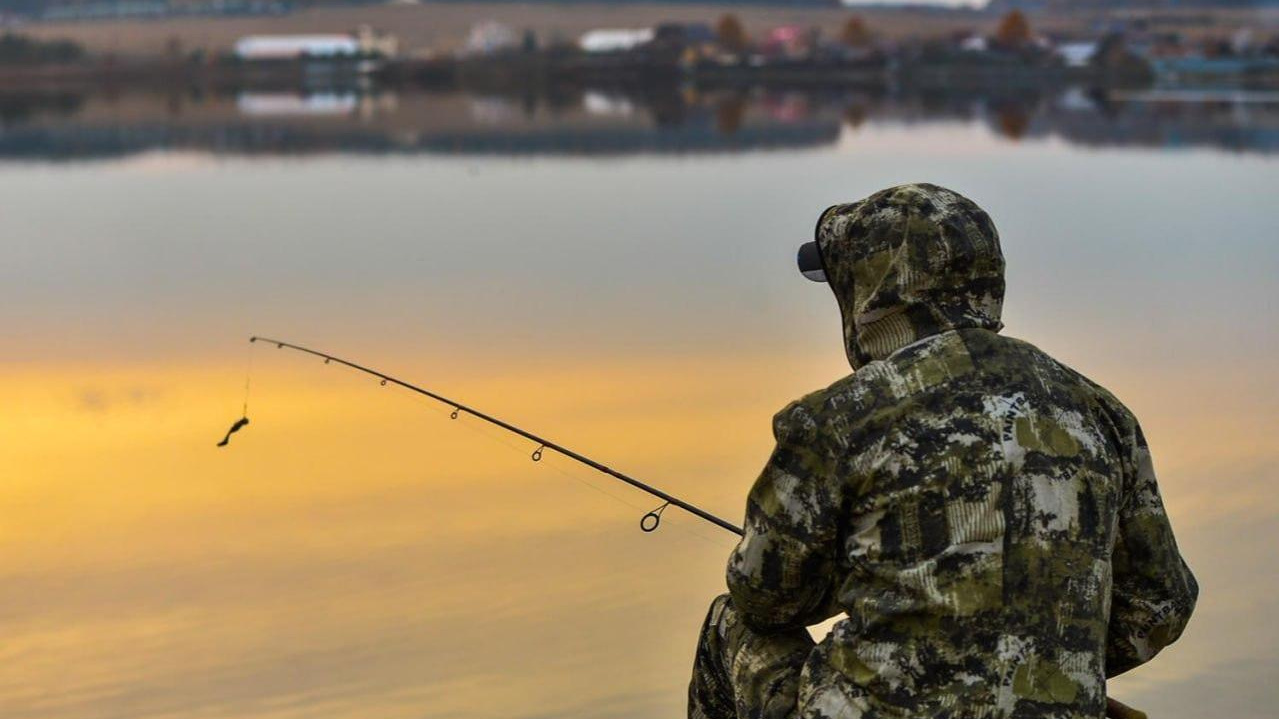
[715, 14, 749, 54]
[1092, 32, 1154, 85]
[840, 16, 872, 48]
[993, 10, 1032, 49]
[1263, 34, 1279, 57]
[0, 33, 84, 65]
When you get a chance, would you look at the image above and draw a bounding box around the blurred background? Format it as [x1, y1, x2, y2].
[1, 0, 1277, 717]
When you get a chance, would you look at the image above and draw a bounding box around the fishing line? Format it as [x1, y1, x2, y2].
[223, 336, 744, 539]
[242, 337, 255, 417]
[217, 340, 255, 447]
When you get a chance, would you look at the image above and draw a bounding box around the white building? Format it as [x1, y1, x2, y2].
[579, 28, 654, 54]
[463, 21, 518, 56]
[234, 35, 361, 61]
[233, 27, 397, 61]
[1056, 42, 1098, 69]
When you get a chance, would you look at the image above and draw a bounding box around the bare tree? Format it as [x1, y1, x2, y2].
[716, 14, 749, 54]
[840, 16, 872, 48]
[994, 10, 1033, 49]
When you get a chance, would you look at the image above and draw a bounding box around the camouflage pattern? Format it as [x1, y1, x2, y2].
[689, 184, 1197, 719]
[689, 594, 814, 719]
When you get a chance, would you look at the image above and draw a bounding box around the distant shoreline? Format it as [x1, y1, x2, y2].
[17, 3, 1278, 59]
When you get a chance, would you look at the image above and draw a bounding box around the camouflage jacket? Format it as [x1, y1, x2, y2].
[726, 185, 1198, 718]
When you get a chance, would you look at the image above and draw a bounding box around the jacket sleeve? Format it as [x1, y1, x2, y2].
[1106, 419, 1198, 678]
[726, 399, 845, 631]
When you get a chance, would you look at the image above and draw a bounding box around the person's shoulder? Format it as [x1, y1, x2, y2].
[770, 358, 900, 447]
[995, 332, 1140, 429]
[776, 331, 975, 427]
[771, 382, 844, 448]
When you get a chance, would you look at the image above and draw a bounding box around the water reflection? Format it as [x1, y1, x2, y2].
[2, 83, 1276, 719]
[2, 83, 1278, 160]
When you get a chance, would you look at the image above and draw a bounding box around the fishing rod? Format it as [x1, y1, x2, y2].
[227, 336, 744, 537]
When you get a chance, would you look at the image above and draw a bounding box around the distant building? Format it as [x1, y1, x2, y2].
[761, 26, 816, 58]
[233, 26, 396, 61]
[650, 22, 717, 61]
[464, 21, 518, 56]
[234, 35, 359, 61]
[1056, 41, 1099, 68]
[354, 24, 398, 59]
[654, 22, 715, 46]
[579, 28, 655, 54]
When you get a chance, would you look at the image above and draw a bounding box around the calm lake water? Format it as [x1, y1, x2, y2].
[3, 86, 1277, 719]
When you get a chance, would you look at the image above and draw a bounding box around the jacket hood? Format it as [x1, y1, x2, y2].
[815, 183, 1006, 370]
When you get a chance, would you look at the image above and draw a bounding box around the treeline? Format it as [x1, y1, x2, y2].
[0, 0, 838, 19]
[0, 33, 85, 64]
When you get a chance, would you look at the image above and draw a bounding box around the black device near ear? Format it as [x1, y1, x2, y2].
[799, 204, 840, 283]
[798, 241, 826, 282]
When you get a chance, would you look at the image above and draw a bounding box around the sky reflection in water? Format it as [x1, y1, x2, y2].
[2, 103, 1277, 719]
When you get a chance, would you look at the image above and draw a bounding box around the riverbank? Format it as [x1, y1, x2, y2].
[16, 3, 1277, 60]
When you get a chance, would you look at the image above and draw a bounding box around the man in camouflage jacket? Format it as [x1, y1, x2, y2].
[688, 184, 1198, 719]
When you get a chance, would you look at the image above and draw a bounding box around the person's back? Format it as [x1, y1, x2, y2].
[689, 184, 1197, 719]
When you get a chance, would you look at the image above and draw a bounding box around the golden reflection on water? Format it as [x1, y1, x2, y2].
[3, 131, 1277, 718]
[6, 340, 1276, 718]
[4, 353, 806, 718]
